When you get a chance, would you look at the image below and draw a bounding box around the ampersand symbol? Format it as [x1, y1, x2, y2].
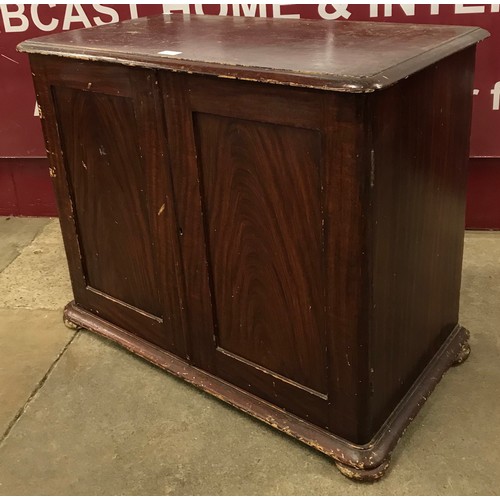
[318, 4, 352, 20]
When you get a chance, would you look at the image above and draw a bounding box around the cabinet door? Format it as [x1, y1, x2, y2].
[162, 74, 332, 428]
[31, 56, 187, 357]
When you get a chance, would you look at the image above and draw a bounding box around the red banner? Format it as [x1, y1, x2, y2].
[1, 4, 499, 158]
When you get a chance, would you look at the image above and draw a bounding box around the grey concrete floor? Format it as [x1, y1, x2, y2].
[0, 216, 499, 495]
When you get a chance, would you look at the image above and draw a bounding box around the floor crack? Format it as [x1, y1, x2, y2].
[0, 328, 80, 446]
[0, 218, 53, 274]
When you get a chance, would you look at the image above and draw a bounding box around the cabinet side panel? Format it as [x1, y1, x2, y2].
[369, 47, 476, 434]
[193, 113, 327, 394]
[52, 86, 162, 318]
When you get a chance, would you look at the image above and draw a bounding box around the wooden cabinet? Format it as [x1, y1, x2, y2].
[19, 15, 488, 481]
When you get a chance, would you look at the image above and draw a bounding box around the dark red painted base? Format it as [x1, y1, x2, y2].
[1, 157, 499, 229]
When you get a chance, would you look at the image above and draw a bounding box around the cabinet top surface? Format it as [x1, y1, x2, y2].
[18, 14, 488, 92]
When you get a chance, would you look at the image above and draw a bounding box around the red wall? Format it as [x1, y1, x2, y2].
[467, 159, 500, 230]
[1, 4, 499, 228]
[0, 158, 56, 217]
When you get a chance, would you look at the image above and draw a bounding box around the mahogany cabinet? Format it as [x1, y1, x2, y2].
[19, 15, 488, 481]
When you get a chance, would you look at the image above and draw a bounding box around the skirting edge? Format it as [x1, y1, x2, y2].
[64, 301, 469, 481]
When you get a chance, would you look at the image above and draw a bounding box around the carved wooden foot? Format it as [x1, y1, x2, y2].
[452, 340, 470, 366]
[63, 317, 80, 330]
[63, 302, 81, 330]
[335, 459, 390, 482]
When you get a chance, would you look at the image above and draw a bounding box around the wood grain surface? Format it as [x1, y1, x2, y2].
[321, 92, 372, 443]
[160, 74, 332, 427]
[194, 113, 326, 393]
[30, 56, 187, 355]
[366, 47, 477, 436]
[53, 87, 161, 317]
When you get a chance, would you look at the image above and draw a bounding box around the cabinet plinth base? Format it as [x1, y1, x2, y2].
[335, 459, 391, 482]
[452, 339, 471, 366]
[63, 301, 470, 482]
[63, 317, 80, 330]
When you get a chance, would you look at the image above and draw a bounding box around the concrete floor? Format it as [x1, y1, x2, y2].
[0, 216, 499, 495]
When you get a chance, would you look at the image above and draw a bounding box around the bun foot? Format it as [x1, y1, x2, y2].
[452, 340, 470, 366]
[63, 316, 80, 330]
[335, 459, 390, 482]
[63, 302, 80, 330]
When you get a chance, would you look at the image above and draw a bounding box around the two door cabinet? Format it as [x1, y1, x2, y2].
[19, 15, 488, 480]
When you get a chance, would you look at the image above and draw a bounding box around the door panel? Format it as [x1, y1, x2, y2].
[162, 73, 331, 427]
[53, 87, 161, 317]
[33, 57, 186, 356]
[194, 112, 327, 394]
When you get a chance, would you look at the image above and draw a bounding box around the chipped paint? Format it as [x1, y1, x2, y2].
[336, 460, 390, 481]
[63, 317, 80, 330]
[15, 48, 375, 93]
[452, 339, 471, 365]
